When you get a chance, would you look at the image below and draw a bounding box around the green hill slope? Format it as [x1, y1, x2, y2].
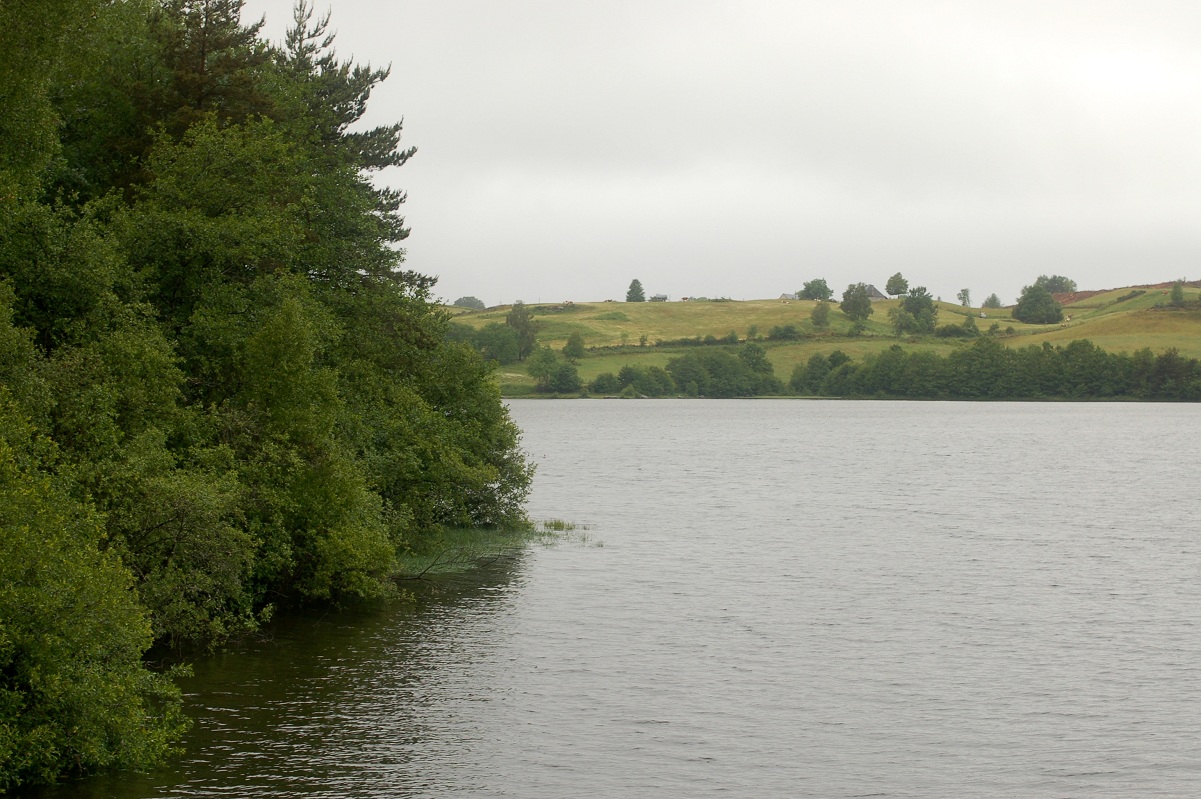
[448, 283, 1201, 394]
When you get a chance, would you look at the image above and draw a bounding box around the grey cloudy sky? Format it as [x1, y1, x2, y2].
[244, 0, 1201, 306]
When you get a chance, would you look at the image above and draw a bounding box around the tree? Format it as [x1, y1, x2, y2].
[739, 342, 773, 374]
[798, 278, 832, 301]
[562, 331, 585, 361]
[626, 279, 645, 302]
[840, 283, 874, 323]
[790, 352, 830, 394]
[587, 372, 620, 394]
[885, 272, 908, 298]
[811, 299, 830, 329]
[548, 362, 582, 393]
[0, 0, 105, 193]
[149, 0, 274, 135]
[1170, 281, 1186, 307]
[473, 322, 520, 363]
[957, 288, 971, 307]
[525, 345, 558, 384]
[279, 2, 415, 172]
[665, 349, 780, 397]
[887, 306, 916, 337]
[899, 286, 938, 334]
[982, 293, 1003, 309]
[1033, 275, 1077, 294]
[0, 401, 187, 788]
[526, 346, 580, 392]
[453, 296, 485, 310]
[505, 301, 537, 359]
[1013, 284, 1064, 324]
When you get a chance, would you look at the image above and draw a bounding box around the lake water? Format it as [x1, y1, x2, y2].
[35, 400, 1201, 798]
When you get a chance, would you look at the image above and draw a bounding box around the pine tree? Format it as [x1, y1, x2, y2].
[626, 279, 645, 302]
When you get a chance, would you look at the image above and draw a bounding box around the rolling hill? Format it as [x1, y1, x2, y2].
[446, 283, 1201, 393]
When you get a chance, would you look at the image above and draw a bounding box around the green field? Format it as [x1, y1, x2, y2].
[448, 284, 1201, 394]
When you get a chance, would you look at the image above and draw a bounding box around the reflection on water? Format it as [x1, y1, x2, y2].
[28, 553, 535, 799]
[28, 400, 1201, 798]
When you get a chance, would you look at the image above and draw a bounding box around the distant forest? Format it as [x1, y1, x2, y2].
[788, 338, 1201, 400]
[1, 0, 530, 788]
[579, 337, 1201, 400]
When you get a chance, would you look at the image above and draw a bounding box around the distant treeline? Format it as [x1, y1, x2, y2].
[793, 338, 1201, 400]
[587, 338, 1201, 400]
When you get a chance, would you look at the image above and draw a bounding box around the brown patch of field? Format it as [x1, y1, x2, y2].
[1052, 290, 1107, 305]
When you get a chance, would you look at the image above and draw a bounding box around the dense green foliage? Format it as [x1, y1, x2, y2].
[1170, 282, 1186, 306]
[626, 279, 646, 302]
[0, 398, 188, 790]
[810, 300, 831, 329]
[666, 344, 783, 397]
[562, 331, 586, 361]
[798, 278, 832, 301]
[889, 286, 938, 335]
[790, 338, 1201, 399]
[885, 272, 908, 297]
[585, 344, 782, 397]
[527, 346, 582, 393]
[505, 301, 537, 359]
[840, 283, 874, 325]
[652, 331, 739, 348]
[453, 296, 486, 310]
[768, 324, 802, 341]
[0, 0, 531, 787]
[474, 322, 521, 363]
[1013, 284, 1064, 324]
[1034, 274, 1077, 294]
[585, 333, 1201, 401]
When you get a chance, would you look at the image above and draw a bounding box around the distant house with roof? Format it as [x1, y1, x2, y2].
[865, 284, 888, 301]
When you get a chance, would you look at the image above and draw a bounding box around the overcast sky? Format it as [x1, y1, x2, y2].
[244, 0, 1201, 306]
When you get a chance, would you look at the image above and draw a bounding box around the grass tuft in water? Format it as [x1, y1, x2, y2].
[393, 519, 599, 581]
[535, 518, 601, 547]
[539, 518, 584, 532]
[394, 526, 537, 580]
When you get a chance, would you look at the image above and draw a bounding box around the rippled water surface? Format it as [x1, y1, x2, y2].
[40, 400, 1201, 797]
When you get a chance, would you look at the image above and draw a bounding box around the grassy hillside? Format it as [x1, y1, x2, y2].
[447, 283, 1201, 394]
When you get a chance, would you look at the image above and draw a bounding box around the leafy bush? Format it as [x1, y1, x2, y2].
[0, 403, 187, 788]
[665, 347, 782, 397]
[768, 324, 801, 340]
[588, 372, 620, 394]
[473, 322, 520, 363]
[616, 364, 675, 396]
[562, 331, 585, 360]
[548, 362, 582, 393]
[1013, 284, 1063, 324]
[1034, 275, 1077, 293]
[799, 278, 832, 300]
